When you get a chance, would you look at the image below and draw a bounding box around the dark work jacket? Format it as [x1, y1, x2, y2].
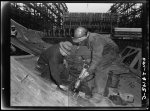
[37, 44, 64, 85]
[85, 33, 120, 74]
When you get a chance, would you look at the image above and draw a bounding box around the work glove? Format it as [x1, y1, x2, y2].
[79, 70, 90, 80]
[83, 73, 95, 82]
[81, 67, 95, 82]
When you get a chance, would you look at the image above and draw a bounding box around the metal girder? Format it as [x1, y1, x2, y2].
[43, 3, 60, 18]
[53, 3, 63, 14]
[125, 7, 142, 18]
[24, 3, 58, 26]
[110, 3, 123, 13]
[119, 3, 136, 14]
[60, 3, 68, 12]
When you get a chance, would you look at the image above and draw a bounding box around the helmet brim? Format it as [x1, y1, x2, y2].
[73, 36, 87, 43]
[73, 38, 80, 43]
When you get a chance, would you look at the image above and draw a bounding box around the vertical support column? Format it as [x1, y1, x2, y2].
[63, 29, 65, 37]
[58, 29, 60, 37]
[110, 13, 112, 34]
[69, 28, 70, 37]
[53, 29, 55, 37]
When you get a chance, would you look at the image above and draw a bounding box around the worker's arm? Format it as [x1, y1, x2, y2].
[88, 40, 104, 75]
[49, 61, 62, 85]
[48, 46, 64, 86]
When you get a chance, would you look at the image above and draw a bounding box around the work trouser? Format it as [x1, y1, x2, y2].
[88, 53, 120, 95]
[90, 55, 130, 96]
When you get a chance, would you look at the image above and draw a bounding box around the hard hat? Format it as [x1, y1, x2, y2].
[59, 41, 73, 56]
[73, 27, 88, 43]
[11, 25, 15, 28]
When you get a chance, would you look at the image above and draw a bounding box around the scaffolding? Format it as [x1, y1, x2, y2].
[10, 2, 68, 37]
[108, 3, 143, 28]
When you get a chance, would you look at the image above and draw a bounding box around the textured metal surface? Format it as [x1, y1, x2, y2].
[11, 56, 77, 106]
[11, 19, 51, 56]
[11, 55, 95, 106]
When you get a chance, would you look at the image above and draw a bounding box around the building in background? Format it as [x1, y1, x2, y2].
[10, 2, 68, 37]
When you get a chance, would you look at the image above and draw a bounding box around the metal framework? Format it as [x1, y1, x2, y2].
[10, 2, 68, 37]
[108, 3, 143, 28]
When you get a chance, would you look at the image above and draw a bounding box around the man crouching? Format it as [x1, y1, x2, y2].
[35, 41, 73, 91]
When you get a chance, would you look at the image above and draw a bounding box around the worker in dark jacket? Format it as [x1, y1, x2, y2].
[35, 41, 73, 91]
[72, 27, 120, 99]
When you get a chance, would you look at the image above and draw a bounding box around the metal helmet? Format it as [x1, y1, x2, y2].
[73, 27, 88, 43]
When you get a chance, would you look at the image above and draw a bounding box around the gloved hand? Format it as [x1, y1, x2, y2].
[83, 73, 95, 82]
[81, 68, 95, 82]
[79, 70, 89, 80]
